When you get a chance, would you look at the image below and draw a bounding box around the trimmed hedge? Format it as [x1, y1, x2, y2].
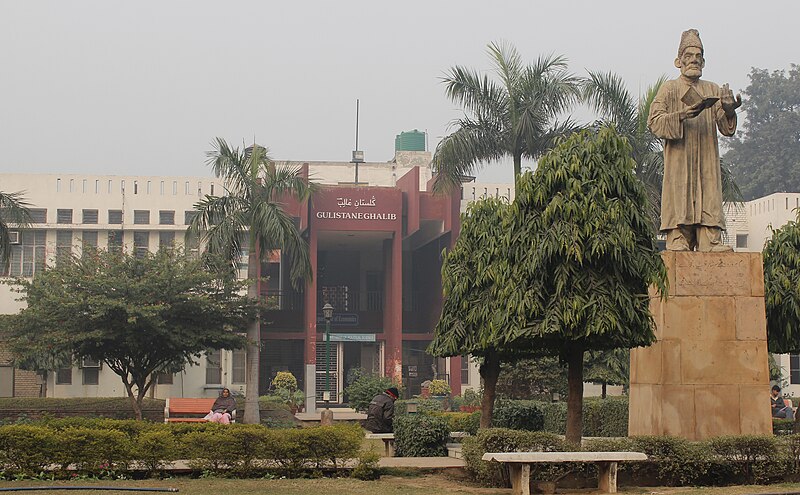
[0, 421, 363, 478]
[512, 398, 628, 437]
[432, 411, 481, 435]
[493, 400, 545, 431]
[394, 414, 449, 457]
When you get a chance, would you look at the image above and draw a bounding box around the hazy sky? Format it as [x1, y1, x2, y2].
[1, 1, 797, 184]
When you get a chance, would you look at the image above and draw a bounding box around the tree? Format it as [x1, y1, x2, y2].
[429, 197, 517, 428]
[584, 349, 629, 399]
[725, 65, 800, 200]
[189, 138, 315, 424]
[498, 127, 667, 444]
[763, 210, 800, 354]
[583, 71, 742, 224]
[4, 248, 253, 419]
[496, 356, 568, 401]
[432, 41, 581, 192]
[0, 191, 32, 273]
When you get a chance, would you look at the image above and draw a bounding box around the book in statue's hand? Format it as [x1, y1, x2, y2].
[681, 86, 719, 110]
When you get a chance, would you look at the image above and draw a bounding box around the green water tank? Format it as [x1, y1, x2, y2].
[395, 129, 426, 151]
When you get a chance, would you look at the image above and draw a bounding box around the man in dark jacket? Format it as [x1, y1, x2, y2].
[364, 387, 399, 433]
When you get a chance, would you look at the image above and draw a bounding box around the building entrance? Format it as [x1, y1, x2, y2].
[316, 340, 383, 405]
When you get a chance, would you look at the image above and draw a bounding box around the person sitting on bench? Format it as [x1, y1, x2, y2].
[208, 388, 236, 424]
[364, 387, 399, 433]
[771, 385, 794, 420]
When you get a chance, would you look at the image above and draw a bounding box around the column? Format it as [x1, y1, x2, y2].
[303, 228, 318, 414]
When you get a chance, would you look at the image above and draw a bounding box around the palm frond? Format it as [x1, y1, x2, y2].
[583, 70, 636, 134]
[0, 191, 33, 270]
[432, 121, 506, 193]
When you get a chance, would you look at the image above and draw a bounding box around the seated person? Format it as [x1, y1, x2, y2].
[364, 387, 399, 433]
[208, 388, 236, 424]
[771, 385, 794, 420]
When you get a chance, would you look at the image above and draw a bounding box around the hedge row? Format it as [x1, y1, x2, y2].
[463, 428, 800, 488]
[0, 420, 363, 478]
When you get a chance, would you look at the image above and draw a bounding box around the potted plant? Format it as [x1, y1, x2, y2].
[270, 371, 305, 414]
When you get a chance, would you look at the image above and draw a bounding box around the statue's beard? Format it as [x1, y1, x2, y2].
[682, 66, 702, 78]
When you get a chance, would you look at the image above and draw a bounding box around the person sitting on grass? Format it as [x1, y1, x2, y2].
[364, 387, 399, 433]
[771, 385, 795, 420]
[208, 388, 236, 424]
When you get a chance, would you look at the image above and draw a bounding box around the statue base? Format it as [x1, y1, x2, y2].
[628, 252, 772, 440]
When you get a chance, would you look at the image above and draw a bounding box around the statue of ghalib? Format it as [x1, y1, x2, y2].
[648, 29, 742, 252]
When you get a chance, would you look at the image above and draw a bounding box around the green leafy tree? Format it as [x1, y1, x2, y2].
[432, 41, 581, 192]
[429, 197, 517, 428]
[4, 248, 253, 419]
[583, 71, 742, 223]
[584, 349, 629, 398]
[764, 210, 800, 354]
[499, 127, 667, 444]
[725, 65, 800, 200]
[496, 356, 568, 400]
[0, 191, 32, 273]
[189, 138, 315, 424]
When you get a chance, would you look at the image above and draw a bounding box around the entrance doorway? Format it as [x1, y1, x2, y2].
[316, 340, 383, 405]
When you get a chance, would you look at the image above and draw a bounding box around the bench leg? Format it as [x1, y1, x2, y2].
[383, 439, 395, 457]
[508, 464, 530, 495]
[597, 461, 617, 493]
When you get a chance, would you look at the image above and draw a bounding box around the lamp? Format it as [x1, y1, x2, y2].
[322, 303, 334, 406]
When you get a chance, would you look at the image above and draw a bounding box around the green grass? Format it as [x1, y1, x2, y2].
[1, 477, 800, 495]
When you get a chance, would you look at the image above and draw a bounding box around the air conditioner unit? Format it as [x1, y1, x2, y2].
[8, 231, 20, 244]
[80, 358, 101, 369]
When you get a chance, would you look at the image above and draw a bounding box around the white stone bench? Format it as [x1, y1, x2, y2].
[365, 433, 395, 456]
[481, 451, 647, 494]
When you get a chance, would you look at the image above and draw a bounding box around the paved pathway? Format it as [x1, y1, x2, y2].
[378, 457, 464, 468]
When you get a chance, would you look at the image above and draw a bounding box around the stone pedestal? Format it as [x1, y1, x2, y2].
[628, 252, 772, 440]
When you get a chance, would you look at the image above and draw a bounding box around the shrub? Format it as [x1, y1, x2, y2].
[582, 397, 628, 437]
[462, 428, 566, 487]
[630, 435, 711, 486]
[297, 424, 363, 468]
[773, 418, 795, 436]
[344, 370, 398, 412]
[0, 425, 57, 474]
[351, 449, 381, 480]
[271, 371, 298, 391]
[428, 379, 451, 396]
[54, 428, 132, 473]
[433, 411, 481, 435]
[709, 435, 790, 484]
[493, 400, 545, 431]
[394, 414, 449, 457]
[133, 429, 178, 476]
[539, 401, 567, 434]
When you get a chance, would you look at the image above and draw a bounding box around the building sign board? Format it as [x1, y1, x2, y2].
[329, 333, 376, 342]
[316, 313, 359, 326]
[313, 187, 401, 231]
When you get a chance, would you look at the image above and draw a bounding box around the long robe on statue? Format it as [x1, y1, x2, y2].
[648, 78, 737, 232]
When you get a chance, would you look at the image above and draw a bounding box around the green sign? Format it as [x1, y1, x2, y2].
[329, 333, 376, 342]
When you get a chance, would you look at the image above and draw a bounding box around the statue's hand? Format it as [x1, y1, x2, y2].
[720, 83, 742, 117]
[679, 102, 704, 121]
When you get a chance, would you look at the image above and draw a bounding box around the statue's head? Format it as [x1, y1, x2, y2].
[674, 29, 704, 79]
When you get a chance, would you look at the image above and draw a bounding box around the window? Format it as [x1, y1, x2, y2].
[133, 231, 149, 258]
[82, 231, 98, 252]
[157, 373, 174, 385]
[736, 234, 748, 249]
[146, 181, 151, 194]
[28, 208, 47, 223]
[82, 179, 87, 193]
[172, 181, 177, 195]
[82, 209, 98, 224]
[461, 355, 470, 385]
[133, 210, 150, 225]
[108, 210, 123, 224]
[159, 231, 175, 249]
[159, 210, 175, 225]
[160, 181, 164, 195]
[83, 368, 99, 385]
[56, 368, 72, 385]
[206, 350, 222, 384]
[4, 230, 46, 276]
[791, 355, 800, 384]
[57, 209, 73, 224]
[108, 231, 123, 254]
[232, 349, 246, 383]
[56, 231, 73, 266]
[185, 182, 190, 195]
[184, 210, 197, 225]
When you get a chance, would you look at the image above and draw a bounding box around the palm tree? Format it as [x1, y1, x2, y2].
[189, 138, 315, 424]
[583, 70, 743, 225]
[432, 41, 582, 192]
[0, 191, 32, 273]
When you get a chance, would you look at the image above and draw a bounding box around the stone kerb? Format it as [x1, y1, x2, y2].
[629, 252, 772, 440]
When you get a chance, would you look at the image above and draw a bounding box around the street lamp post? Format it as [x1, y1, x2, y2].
[321, 303, 334, 426]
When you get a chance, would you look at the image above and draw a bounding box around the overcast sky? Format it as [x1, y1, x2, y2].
[1, 1, 797, 184]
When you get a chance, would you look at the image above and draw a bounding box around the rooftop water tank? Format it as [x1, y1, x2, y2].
[395, 130, 426, 152]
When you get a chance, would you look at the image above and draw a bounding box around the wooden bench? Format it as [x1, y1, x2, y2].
[482, 451, 647, 494]
[164, 398, 236, 423]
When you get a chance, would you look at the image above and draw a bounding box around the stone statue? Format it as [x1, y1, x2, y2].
[648, 29, 742, 252]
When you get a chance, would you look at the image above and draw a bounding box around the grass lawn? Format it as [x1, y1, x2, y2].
[1, 476, 800, 495]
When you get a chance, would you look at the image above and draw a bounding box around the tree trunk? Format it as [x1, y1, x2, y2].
[123, 381, 144, 421]
[243, 248, 261, 424]
[565, 347, 585, 446]
[479, 351, 501, 429]
[601, 382, 607, 399]
[513, 153, 522, 191]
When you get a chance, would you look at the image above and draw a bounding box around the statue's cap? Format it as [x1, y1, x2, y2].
[678, 29, 703, 57]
